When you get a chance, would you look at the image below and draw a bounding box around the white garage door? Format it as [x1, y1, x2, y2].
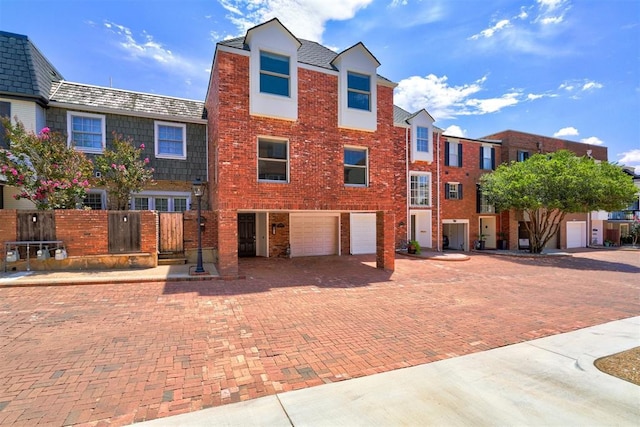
[566, 222, 586, 248]
[290, 215, 338, 257]
[350, 213, 376, 254]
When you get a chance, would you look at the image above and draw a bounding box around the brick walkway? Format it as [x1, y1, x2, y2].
[0, 249, 638, 426]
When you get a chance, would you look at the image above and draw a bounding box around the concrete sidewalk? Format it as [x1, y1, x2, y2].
[0, 262, 219, 287]
[138, 316, 640, 426]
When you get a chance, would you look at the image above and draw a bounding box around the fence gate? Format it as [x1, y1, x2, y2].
[17, 211, 56, 241]
[108, 211, 141, 253]
[158, 212, 184, 255]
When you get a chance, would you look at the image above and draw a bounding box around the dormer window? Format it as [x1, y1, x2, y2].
[347, 72, 371, 111]
[260, 51, 290, 97]
[416, 126, 429, 153]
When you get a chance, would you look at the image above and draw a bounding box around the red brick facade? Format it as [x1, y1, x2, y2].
[206, 44, 397, 276]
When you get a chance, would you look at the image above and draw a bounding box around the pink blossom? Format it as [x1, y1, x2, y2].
[119, 165, 126, 171]
[11, 168, 17, 176]
[40, 127, 50, 134]
[72, 178, 78, 184]
[144, 157, 150, 164]
[111, 163, 117, 169]
[140, 144, 145, 149]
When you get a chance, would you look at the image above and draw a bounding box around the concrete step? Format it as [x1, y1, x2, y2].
[158, 257, 187, 266]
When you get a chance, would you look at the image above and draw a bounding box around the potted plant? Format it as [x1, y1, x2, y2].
[476, 233, 486, 250]
[407, 240, 421, 254]
[497, 231, 508, 250]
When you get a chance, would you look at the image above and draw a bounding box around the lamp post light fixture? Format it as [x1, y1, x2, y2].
[192, 178, 205, 274]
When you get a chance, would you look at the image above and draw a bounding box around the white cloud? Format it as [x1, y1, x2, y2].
[554, 127, 579, 137]
[105, 21, 178, 67]
[618, 149, 640, 173]
[217, 0, 373, 42]
[582, 81, 604, 91]
[537, 0, 566, 13]
[580, 136, 604, 146]
[394, 74, 523, 119]
[469, 19, 511, 40]
[444, 125, 466, 137]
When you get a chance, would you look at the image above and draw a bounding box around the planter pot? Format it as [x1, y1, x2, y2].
[407, 245, 417, 254]
[476, 240, 486, 250]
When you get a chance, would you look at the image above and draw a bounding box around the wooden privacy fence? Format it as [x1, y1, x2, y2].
[158, 212, 184, 254]
[108, 211, 141, 254]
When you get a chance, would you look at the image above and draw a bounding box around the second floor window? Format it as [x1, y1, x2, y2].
[480, 146, 495, 170]
[68, 112, 105, 153]
[445, 141, 462, 167]
[347, 72, 371, 111]
[410, 173, 431, 206]
[344, 147, 368, 186]
[416, 126, 429, 153]
[0, 101, 10, 148]
[260, 51, 290, 97]
[155, 122, 186, 159]
[258, 138, 288, 182]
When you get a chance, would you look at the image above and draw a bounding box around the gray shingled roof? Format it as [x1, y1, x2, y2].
[393, 105, 412, 126]
[0, 31, 63, 103]
[49, 81, 206, 121]
[219, 37, 394, 83]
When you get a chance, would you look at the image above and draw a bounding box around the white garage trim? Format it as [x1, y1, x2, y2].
[566, 221, 586, 248]
[350, 213, 376, 254]
[290, 213, 340, 257]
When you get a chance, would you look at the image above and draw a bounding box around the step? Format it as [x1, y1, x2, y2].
[158, 257, 188, 266]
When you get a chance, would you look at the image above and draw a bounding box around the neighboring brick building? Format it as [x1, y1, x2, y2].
[206, 18, 397, 276]
[482, 130, 609, 250]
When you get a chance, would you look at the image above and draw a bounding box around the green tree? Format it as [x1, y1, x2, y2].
[0, 119, 93, 209]
[480, 150, 637, 253]
[94, 132, 154, 210]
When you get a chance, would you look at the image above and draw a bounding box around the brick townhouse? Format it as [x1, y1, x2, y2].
[482, 130, 608, 249]
[206, 18, 397, 277]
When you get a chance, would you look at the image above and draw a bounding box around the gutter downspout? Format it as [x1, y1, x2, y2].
[405, 127, 410, 244]
[436, 132, 441, 252]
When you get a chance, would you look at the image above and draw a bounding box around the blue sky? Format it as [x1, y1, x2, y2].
[2, 0, 639, 171]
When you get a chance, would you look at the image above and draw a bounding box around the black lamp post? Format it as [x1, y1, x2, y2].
[192, 178, 205, 274]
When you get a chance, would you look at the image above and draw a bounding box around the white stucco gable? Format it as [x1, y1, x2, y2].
[246, 18, 301, 121]
[407, 109, 435, 163]
[332, 43, 380, 132]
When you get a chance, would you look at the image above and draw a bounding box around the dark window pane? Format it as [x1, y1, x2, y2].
[348, 72, 370, 91]
[258, 160, 287, 181]
[344, 149, 366, 166]
[260, 73, 289, 96]
[259, 140, 287, 159]
[345, 166, 366, 185]
[348, 92, 370, 110]
[260, 51, 289, 75]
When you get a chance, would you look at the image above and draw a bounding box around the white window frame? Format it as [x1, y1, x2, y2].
[416, 126, 429, 153]
[347, 71, 371, 112]
[67, 111, 106, 153]
[258, 137, 289, 183]
[448, 141, 460, 167]
[344, 146, 368, 187]
[447, 182, 461, 200]
[130, 191, 192, 212]
[82, 189, 106, 210]
[481, 146, 493, 170]
[409, 172, 432, 207]
[154, 121, 187, 160]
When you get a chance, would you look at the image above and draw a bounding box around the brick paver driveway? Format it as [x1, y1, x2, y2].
[1, 249, 638, 426]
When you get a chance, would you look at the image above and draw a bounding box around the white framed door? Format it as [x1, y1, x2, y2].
[350, 213, 376, 254]
[410, 210, 432, 249]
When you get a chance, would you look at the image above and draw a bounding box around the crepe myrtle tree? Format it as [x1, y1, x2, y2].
[480, 150, 637, 254]
[94, 132, 154, 210]
[0, 118, 93, 209]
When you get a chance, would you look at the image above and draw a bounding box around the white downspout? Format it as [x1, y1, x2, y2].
[405, 127, 410, 244]
[436, 132, 441, 252]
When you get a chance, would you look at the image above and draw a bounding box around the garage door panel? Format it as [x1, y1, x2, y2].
[350, 213, 376, 255]
[290, 215, 338, 257]
[567, 222, 586, 248]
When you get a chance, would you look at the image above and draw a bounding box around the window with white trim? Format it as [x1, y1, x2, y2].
[347, 72, 371, 111]
[410, 172, 431, 206]
[258, 138, 288, 182]
[517, 150, 530, 162]
[260, 51, 290, 97]
[155, 121, 186, 159]
[480, 146, 494, 170]
[0, 101, 10, 148]
[67, 111, 105, 153]
[445, 141, 462, 167]
[445, 183, 463, 200]
[132, 193, 190, 212]
[344, 147, 368, 186]
[82, 190, 106, 210]
[416, 126, 429, 153]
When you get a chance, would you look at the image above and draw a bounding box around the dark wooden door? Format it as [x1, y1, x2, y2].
[238, 213, 256, 257]
[108, 211, 141, 253]
[17, 211, 56, 241]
